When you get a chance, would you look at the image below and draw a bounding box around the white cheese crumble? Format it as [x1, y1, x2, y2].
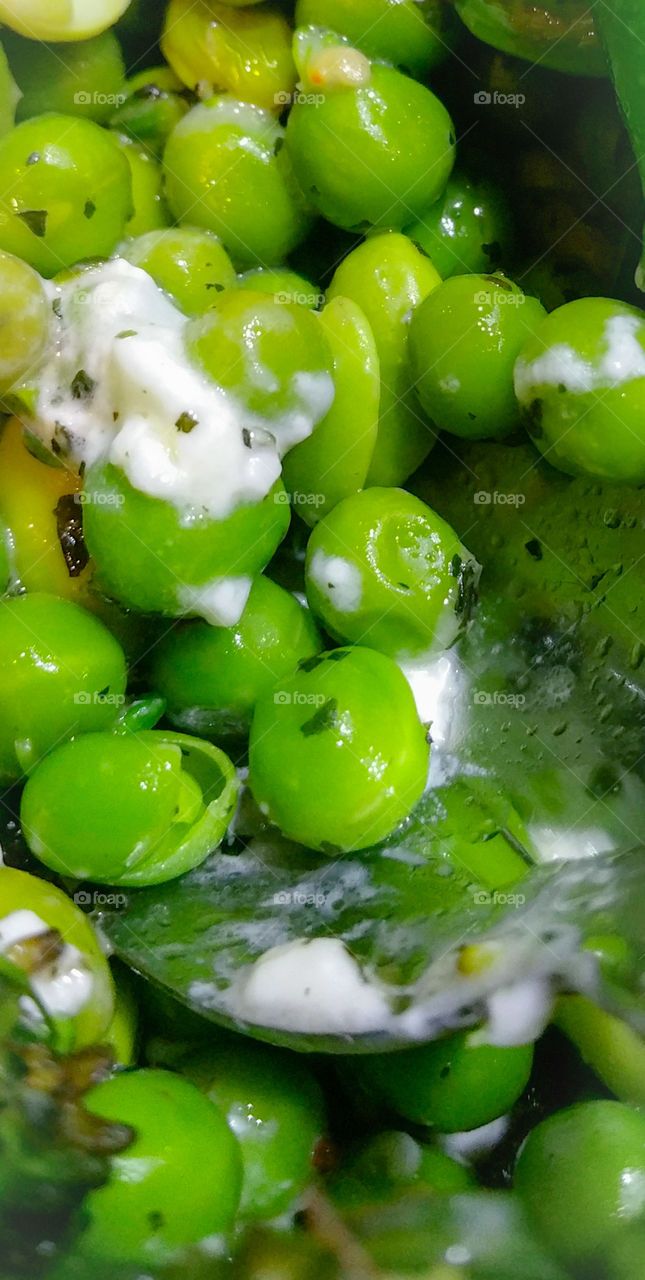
[308, 549, 363, 613]
[0, 910, 93, 1019]
[515, 313, 645, 401]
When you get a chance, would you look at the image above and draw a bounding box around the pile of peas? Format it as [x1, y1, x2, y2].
[0, 0, 643, 1277]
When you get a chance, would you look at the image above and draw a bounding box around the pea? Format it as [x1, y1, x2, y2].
[515, 1101, 645, 1263]
[5, 30, 126, 125]
[83, 463, 291, 622]
[121, 226, 236, 314]
[0, 251, 50, 400]
[248, 646, 429, 851]
[110, 65, 190, 158]
[0, 592, 126, 782]
[0, 38, 20, 137]
[21, 729, 238, 886]
[0, 865, 115, 1052]
[327, 233, 441, 484]
[161, 0, 296, 114]
[295, 0, 454, 77]
[331, 1130, 473, 1207]
[405, 169, 514, 279]
[163, 96, 312, 269]
[114, 132, 170, 237]
[281, 296, 380, 524]
[352, 1030, 534, 1132]
[237, 265, 322, 308]
[305, 487, 479, 659]
[0, 114, 132, 276]
[103, 966, 138, 1066]
[186, 289, 334, 443]
[285, 61, 455, 232]
[409, 273, 547, 440]
[514, 296, 645, 483]
[74, 1069, 242, 1267]
[150, 575, 321, 742]
[181, 1037, 325, 1220]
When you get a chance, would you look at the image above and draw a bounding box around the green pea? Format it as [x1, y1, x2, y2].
[110, 65, 190, 158]
[150, 575, 321, 742]
[0, 592, 127, 782]
[75, 1069, 242, 1267]
[515, 1101, 645, 1264]
[5, 30, 125, 125]
[163, 96, 312, 269]
[181, 1037, 325, 1220]
[249, 645, 429, 851]
[21, 729, 238, 887]
[186, 288, 334, 437]
[114, 132, 170, 237]
[295, 0, 455, 77]
[305, 487, 479, 659]
[0, 865, 115, 1053]
[331, 1130, 473, 1208]
[0, 114, 132, 277]
[352, 1030, 534, 1132]
[0, 519, 11, 591]
[285, 60, 455, 232]
[103, 966, 138, 1066]
[327, 233, 441, 484]
[405, 169, 514, 279]
[237, 265, 322, 308]
[161, 0, 296, 114]
[121, 226, 236, 314]
[281, 296, 379, 524]
[83, 463, 291, 621]
[0, 38, 20, 137]
[409, 273, 547, 440]
[514, 296, 645, 483]
[0, 249, 50, 399]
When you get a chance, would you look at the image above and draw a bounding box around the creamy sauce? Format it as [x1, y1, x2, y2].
[0, 909, 93, 1019]
[515, 313, 645, 400]
[307, 549, 363, 613]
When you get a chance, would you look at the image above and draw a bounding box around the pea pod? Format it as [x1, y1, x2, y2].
[595, 3, 645, 290]
[553, 995, 645, 1108]
[453, 0, 607, 76]
[295, 0, 456, 77]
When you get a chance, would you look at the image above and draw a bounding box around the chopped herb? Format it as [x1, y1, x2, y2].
[242, 427, 252, 448]
[451, 556, 479, 619]
[84, 200, 96, 220]
[300, 698, 339, 738]
[113, 411, 120, 422]
[52, 298, 62, 319]
[298, 653, 325, 673]
[17, 209, 47, 237]
[175, 411, 198, 434]
[116, 329, 137, 339]
[71, 369, 96, 401]
[525, 538, 543, 561]
[54, 493, 89, 578]
[78, 461, 86, 479]
[205, 281, 225, 291]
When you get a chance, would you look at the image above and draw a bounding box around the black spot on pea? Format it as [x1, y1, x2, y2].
[525, 539, 543, 561]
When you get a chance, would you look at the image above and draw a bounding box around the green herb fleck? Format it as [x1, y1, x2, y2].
[175, 411, 198, 434]
[300, 698, 339, 738]
[17, 209, 47, 237]
[116, 330, 137, 339]
[84, 200, 96, 220]
[71, 369, 96, 401]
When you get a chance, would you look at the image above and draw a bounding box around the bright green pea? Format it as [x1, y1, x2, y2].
[186, 288, 334, 436]
[515, 1101, 645, 1264]
[5, 30, 125, 125]
[352, 1030, 534, 1132]
[285, 61, 455, 232]
[110, 65, 190, 157]
[409, 272, 547, 440]
[282, 296, 379, 525]
[327, 233, 441, 484]
[0, 114, 132, 277]
[514, 297, 645, 482]
[0, 39, 20, 137]
[405, 169, 514, 279]
[20, 729, 238, 886]
[114, 132, 170, 237]
[305, 487, 479, 659]
[163, 96, 312, 269]
[0, 520, 11, 591]
[121, 226, 236, 314]
[150, 575, 321, 742]
[295, 0, 455, 76]
[76, 1070, 242, 1267]
[249, 646, 429, 852]
[83, 463, 291, 621]
[181, 1037, 325, 1220]
[0, 592, 127, 782]
[0, 249, 50, 399]
[237, 265, 322, 308]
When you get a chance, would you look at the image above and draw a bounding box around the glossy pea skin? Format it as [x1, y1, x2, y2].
[405, 169, 514, 279]
[5, 30, 126, 125]
[83, 463, 291, 620]
[75, 1070, 242, 1267]
[114, 132, 170, 237]
[285, 63, 455, 233]
[281, 296, 380, 524]
[163, 96, 312, 269]
[0, 251, 50, 398]
[305, 487, 478, 659]
[161, 0, 296, 114]
[181, 1038, 325, 1220]
[0, 40, 19, 137]
[409, 273, 547, 440]
[237, 265, 322, 308]
[103, 966, 138, 1066]
[110, 65, 190, 158]
[0, 592, 126, 782]
[514, 297, 645, 483]
[249, 646, 429, 852]
[0, 114, 132, 277]
[328, 233, 441, 484]
[150, 575, 321, 742]
[352, 1030, 534, 1132]
[515, 1101, 645, 1264]
[0, 866, 115, 1052]
[122, 226, 236, 315]
[295, 0, 453, 77]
